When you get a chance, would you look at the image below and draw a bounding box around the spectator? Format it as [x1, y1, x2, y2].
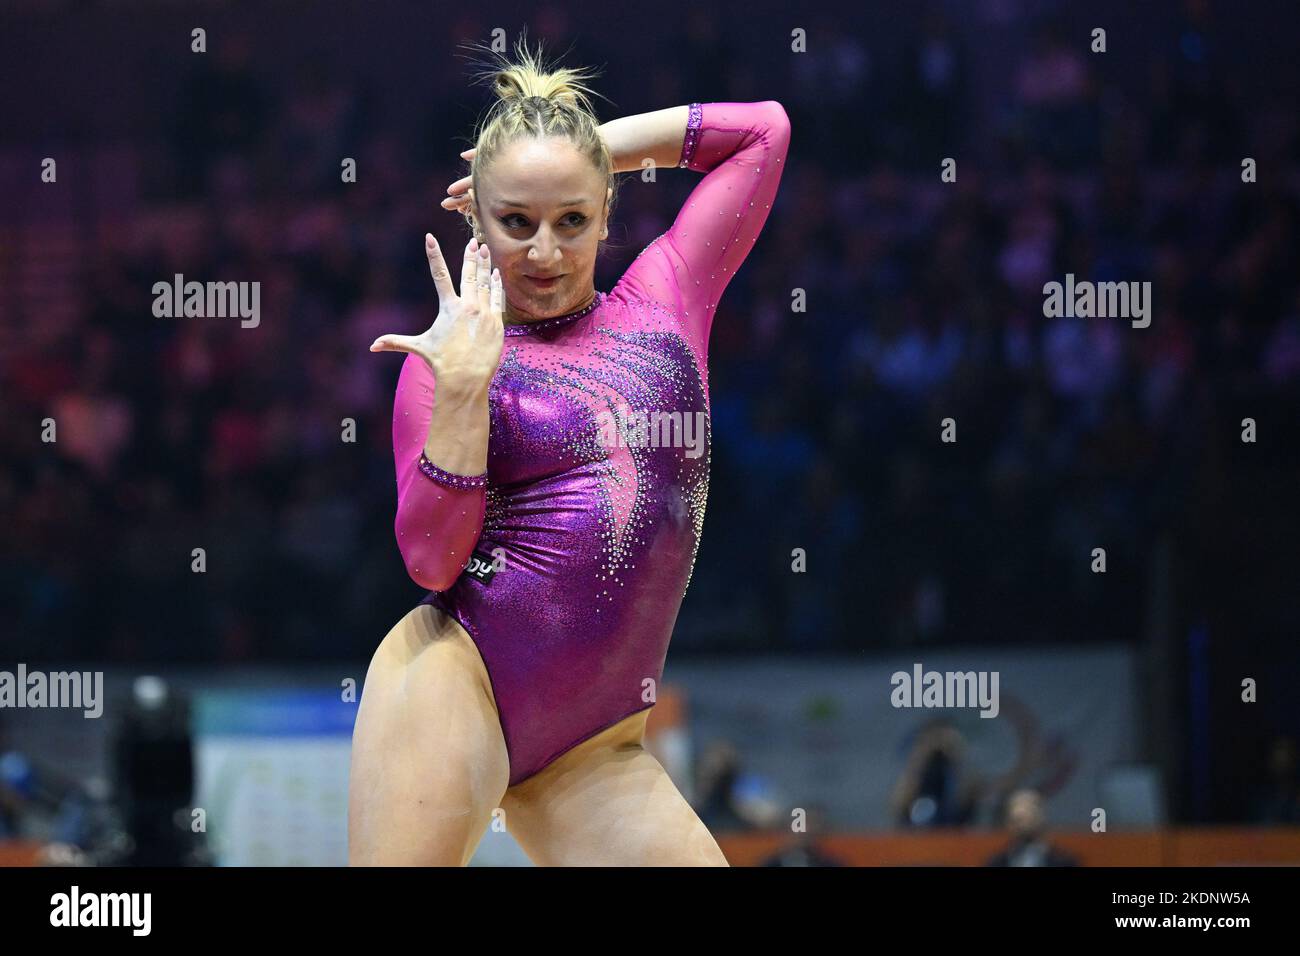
[986, 788, 1079, 867]
[1249, 736, 1300, 824]
[760, 804, 847, 867]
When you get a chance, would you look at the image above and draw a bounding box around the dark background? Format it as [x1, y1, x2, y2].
[1, 0, 1297, 826]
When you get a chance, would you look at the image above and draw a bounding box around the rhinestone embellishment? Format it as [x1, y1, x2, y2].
[504, 291, 606, 337]
[417, 451, 488, 489]
[679, 103, 703, 168]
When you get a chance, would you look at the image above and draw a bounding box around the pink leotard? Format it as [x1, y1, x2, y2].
[390, 101, 790, 785]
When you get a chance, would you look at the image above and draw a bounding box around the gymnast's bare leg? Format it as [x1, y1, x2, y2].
[499, 710, 730, 866]
[347, 604, 509, 865]
[349, 603, 726, 866]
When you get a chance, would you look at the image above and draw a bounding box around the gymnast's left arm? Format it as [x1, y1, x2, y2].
[602, 101, 791, 343]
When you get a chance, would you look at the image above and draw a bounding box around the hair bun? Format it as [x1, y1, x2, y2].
[467, 36, 600, 116]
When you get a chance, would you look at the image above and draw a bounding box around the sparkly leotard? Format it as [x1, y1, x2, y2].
[391, 101, 790, 786]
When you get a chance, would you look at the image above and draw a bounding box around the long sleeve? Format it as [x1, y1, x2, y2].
[616, 101, 791, 348]
[391, 351, 487, 592]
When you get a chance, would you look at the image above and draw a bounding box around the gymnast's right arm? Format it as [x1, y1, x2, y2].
[374, 234, 505, 592]
[389, 353, 490, 591]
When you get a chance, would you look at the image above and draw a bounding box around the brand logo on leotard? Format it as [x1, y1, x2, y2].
[464, 548, 505, 584]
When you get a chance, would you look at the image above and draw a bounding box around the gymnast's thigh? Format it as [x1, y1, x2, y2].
[499, 721, 730, 867]
[348, 603, 510, 866]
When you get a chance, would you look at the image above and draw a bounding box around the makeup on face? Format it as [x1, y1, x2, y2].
[523, 273, 565, 290]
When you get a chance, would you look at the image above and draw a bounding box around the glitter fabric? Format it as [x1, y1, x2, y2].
[390, 101, 791, 786]
[417, 450, 487, 489]
[680, 103, 703, 167]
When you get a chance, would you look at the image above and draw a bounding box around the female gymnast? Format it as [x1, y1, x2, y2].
[349, 41, 789, 866]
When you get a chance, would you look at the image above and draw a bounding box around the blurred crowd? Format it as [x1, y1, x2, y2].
[3, 3, 1299, 667]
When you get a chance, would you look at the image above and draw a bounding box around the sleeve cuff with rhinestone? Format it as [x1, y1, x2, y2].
[416, 451, 487, 490]
[678, 103, 704, 169]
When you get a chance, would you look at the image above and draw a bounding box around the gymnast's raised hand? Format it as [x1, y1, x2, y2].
[440, 147, 476, 214]
[369, 233, 504, 391]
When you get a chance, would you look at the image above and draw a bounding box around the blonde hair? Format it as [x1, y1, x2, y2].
[459, 35, 618, 248]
